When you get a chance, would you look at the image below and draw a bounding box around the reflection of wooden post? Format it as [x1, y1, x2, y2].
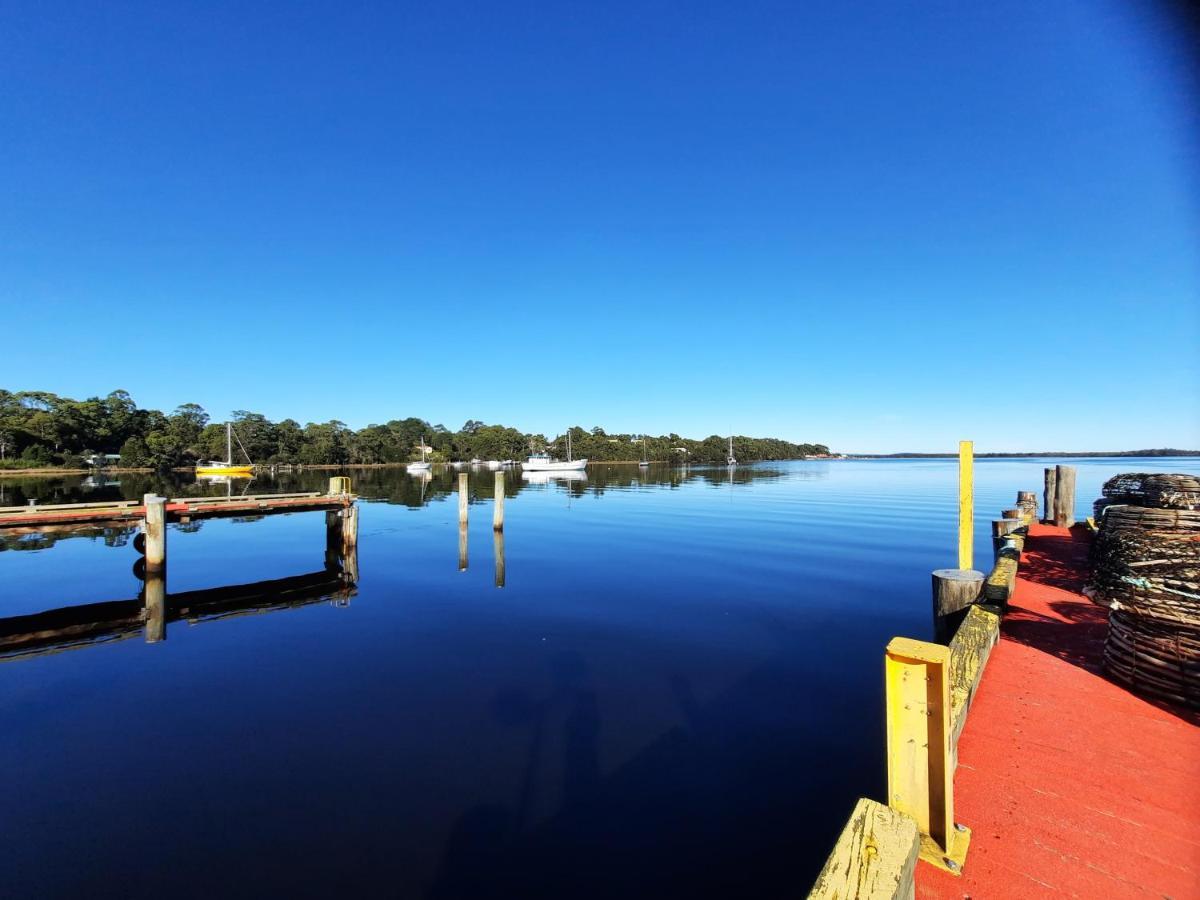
[494, 528, 505, 588]
[931, 568, 983, 644]
[143, 494, 166, 574]
[325, 510, 341, 570]
[1053, 465, 1076, 528]
[341, 503, 359, 551]
[458, 472, 469, 526]
[957, 441, 973, 571]
[144, 573, 166, 643]
[1043, 468, 1056, 524]
[493, 471, 504, 530]
[886, 637, 970, 874]
[458, 522, 468, 572]
[342, 543, 359, 584]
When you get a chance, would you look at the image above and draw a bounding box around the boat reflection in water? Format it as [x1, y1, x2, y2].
[520, 469, 589, 486]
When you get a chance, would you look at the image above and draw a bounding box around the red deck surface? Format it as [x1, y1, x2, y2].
[918, 524, 1200, 899]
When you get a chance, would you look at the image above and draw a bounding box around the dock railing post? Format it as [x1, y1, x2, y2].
[886, 637, 970, 875]
[493, 471, 505, 531]
[143, 494, 167, 575]
[957, 441, 973, 571]
[1053, 464, 1076, 528]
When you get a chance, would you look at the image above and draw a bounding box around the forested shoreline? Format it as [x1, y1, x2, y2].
[0, 389, 831, 469]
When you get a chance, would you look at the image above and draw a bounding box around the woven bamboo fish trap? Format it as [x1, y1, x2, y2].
[1090, 473, 1200, 709]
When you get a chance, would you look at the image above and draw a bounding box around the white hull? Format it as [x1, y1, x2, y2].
[407, 462, 432, 472]
[522, 469, 588, 484]
[521, 458, 587, 472]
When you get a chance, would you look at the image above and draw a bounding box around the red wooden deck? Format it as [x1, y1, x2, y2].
[918, 524, 1200, 898]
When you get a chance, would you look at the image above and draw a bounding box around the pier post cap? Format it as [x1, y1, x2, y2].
[932, 568, 984, 581]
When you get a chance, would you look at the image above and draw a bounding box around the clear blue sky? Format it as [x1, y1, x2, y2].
[2, 1, 1197, 453]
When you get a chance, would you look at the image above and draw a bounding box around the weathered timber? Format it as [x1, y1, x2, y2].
[948, 605, 1000, 746]
[983, 556, 1019, 606]
[931, 568, 983, 644]
[1043, 468, 1057, 523]
[1016, 490, 1038, 518]
[494, 528, 505, 588]
[1001, 508, 1022, 521]
[458, 522, 468, 572]
[458, 472, 469, 526]
[808, 797, 919, 900]
[991, 518, 1023, 538]
[493, 471, 505, 530]
[885, 637, 970, 874]
[341, 503, 359, 551]
[1053, 464, 1077, 527]
[144, 574, 166, 643]
[143, 494, 166, 575]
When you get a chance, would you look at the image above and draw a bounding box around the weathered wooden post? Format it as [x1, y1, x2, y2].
[493, 528, 505, 588]
[143, 573, 166, 643]
[458, 523, 468, 572]
[1000, 508, 1022, 521]
[1053, 464, 1076, 528]
[958, 441, 973, 571]
[1016, 491, 1037, 521]
[1043, 467, 1057, 524]
[143, 494, 167, 575]
[493, 471, 505, 531]
[931, 568, 984, 643]
[341, 542, 359, 585]
[341, 503, 359, 552]
[886, 637, 970, 875]
[458, 472, 469, 527]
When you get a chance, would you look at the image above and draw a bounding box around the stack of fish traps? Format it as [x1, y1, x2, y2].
[1089, 473, 1200, 709]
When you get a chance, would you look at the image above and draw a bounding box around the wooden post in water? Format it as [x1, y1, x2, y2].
[1043, 468, 1057, 524]
[341, 503, 359, 552]
[1053, 465, 1076, 528]
[931, 568, 983, 644]
[143, 494, 166, 575]
[458, 472, 469, 526]
[494, 528, 505, 588]
[143, 572, 166, 643]
[1016, 491, 1037, 521]
[957, 441, 973, 571]
[493, 471, 505, 531]
[458, 523, 468, 572]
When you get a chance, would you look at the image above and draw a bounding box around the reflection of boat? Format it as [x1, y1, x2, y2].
[485, 460, 503, 470]
[521, 469, 589, 485]
[408, 436, 432, 472]
[522, 431, 587, 472]
[726, 436, 737, 467]
[196, 423, 254, 476]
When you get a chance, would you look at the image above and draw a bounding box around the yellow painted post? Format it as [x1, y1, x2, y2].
[885, 637, 970, 874]
[957, 441, 973, 571]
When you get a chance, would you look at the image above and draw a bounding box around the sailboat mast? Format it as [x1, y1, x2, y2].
[227, 422, 232, 465]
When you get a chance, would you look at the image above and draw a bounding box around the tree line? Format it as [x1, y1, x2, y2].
[0, 389, 831, 469]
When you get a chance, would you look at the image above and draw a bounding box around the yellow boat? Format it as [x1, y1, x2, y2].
[196, 423, 254, 477]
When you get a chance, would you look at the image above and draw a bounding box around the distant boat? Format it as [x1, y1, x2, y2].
[485, 460, 503, 470]
[196, 423, 254, 476]
[408, 436, 432, 472]
[726, 436, 736, 467]
[639, 434, 649, 468]
[522, 430, 587, 472]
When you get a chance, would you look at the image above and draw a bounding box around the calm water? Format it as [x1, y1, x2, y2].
[1, 457, 1195, 897]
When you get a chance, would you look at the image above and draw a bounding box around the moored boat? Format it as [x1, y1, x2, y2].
[196, 423, 254, 476]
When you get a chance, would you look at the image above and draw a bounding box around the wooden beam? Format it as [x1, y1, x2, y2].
[808, 797, 919, 899]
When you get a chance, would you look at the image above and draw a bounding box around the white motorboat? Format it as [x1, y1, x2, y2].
[522, 430, 587, 472]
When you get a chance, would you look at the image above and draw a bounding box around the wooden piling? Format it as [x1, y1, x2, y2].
[1001, 508, 1022, 521]
[1016, 491, 1037, 520]
[493, 471, 505, 531]
[1043, 467, 1057, 524]
[494, 528, 505, 588]
[931, 568, 984, 644]
[143, 494, 166, 574]
[458, 472, 469, 526]
[341, 503, 359, 551]
[1053, 464, 1076, 528]
[991, 518, 1022, 538]
[143, 573, 166, 643]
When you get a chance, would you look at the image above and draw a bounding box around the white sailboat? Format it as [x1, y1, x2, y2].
[726, 436, 737, 467]
[196, 423, 254, 476]
[639, 434, 649, 468]
[522, 430, 587, 472]
[408, 436, 432, 472]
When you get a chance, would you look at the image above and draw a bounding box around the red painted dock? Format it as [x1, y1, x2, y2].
[918, 524, 1200, 899]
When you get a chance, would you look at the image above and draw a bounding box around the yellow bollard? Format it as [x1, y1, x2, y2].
[885, 637, 970, 875]
[957, 441, 973, 571]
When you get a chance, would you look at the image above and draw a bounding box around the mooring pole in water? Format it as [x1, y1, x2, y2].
[458, 522, 468, 572]
[458, 472, 469, 526]
[1043, 468, 1057, 524]
[143, 494, 167, 575]
[494, 528, 505, 588]
[341, 503, 359, 552]
[1053, 465, 1077, 528]
[958, 441, 973, 571]
[143, 572, 166, 643]
[931, 568, 984, 644]
[493, 471, 504, 530]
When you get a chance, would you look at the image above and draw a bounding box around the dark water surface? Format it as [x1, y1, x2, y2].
[1, 458, 1195, 897]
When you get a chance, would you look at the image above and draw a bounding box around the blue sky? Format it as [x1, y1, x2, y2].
[2, 1, 1197, 453]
